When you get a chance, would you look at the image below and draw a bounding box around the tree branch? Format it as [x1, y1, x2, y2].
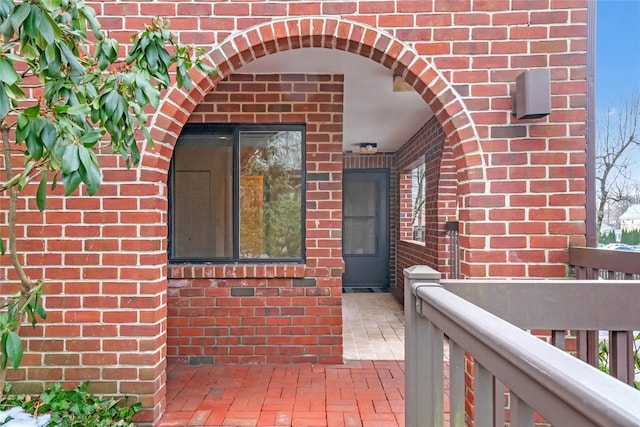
[1, 124, 34, 293]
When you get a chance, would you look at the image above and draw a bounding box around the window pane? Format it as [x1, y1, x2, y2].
[344, 218, 376, 255]
[343, 179, 378, 255]
[412, 164, 426, 242]
[173, 134, 233, 258]
[344, 180, 376, 216]
[239, 130, 302, 259]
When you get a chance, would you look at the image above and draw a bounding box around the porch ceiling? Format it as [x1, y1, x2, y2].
[238, 48, 433, 153]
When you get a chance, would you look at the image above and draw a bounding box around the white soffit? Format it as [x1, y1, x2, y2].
[235, 48, 433, 153]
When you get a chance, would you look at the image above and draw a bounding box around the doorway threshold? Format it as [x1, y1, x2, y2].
[342, 287, 389, 293]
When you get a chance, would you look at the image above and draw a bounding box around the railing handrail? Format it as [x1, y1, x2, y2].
[570, 246, 640, 275]
[441, 279, 640, 330]
[413, 282, 640, 426]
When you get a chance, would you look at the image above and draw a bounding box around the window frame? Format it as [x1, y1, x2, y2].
[168, 123, 306, 264]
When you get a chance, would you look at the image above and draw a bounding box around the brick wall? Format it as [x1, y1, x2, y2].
[167, 74, 344, 365]
[145, 2, 589, 281]
[0, 1, 590, 423]
[396, 117, 457, 284]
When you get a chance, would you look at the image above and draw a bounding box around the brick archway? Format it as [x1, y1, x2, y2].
[141, 17, 486, 422]
[142, 16, 484, 185]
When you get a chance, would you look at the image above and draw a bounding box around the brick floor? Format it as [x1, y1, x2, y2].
[159, 361, 406, 427]
[157, 294, 453, 426]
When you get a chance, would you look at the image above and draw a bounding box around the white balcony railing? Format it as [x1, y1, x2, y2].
[404, 266, 640, 427]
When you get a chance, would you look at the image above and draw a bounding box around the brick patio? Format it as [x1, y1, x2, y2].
[157, 292, 454, 427]
[158, 361, 405, 427]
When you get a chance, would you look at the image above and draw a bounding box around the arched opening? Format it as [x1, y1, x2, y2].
[141, 17, 484, 421]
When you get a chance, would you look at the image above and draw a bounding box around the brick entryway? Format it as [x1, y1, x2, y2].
[158, 361, 405, 427]
[159, 294, 407, 426]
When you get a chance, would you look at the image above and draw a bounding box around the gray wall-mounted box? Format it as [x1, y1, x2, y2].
[512, 69, 551, 120]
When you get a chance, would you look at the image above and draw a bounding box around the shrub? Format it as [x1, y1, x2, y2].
[0, 381, 141, 426]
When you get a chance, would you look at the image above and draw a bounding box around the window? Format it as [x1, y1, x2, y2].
[169, 124, 305, 262]
[411, 164, 426, 242]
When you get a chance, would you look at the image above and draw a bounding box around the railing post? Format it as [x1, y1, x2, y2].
[417, 315, 444, 426]
[610, 330, 634, 386]
[474, 361, 493, 427]
[511, 393, 534, 427]
[577, 330, 599, 368]
[404, 265, 442, 427]
[551, 330, 565, 350]
[493, 378, 505, 426]
[449, 341, 465, 427]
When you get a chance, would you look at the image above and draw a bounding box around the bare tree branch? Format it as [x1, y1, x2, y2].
[596, 92, 640, 237]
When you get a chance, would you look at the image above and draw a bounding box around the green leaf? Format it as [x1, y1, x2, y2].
[23, 104, 40, 117]
[81, 3, 103, 40]
[38, 13, 56, 45]
[59, 42, 84, 75]
[146, 42, 158, 70]
[111, 96, 124, 122]
[21, 160, 35, 182]
[62, 144, 79, 174]
[43, 44, 62, 77]
[62, 170, 82, 196]
[4, 83, 26, 100]
[25, 131, 43, 160]
[0, 0, 13, 18]
[0, 238, 5, 255]
[35, 300, 46, 320]
[42, 0, 62, 10]
[1, 333, 7, 370]
[136, 73, 159, 108]
[102, 90, 119, 117]
[41, 120, 57, 150]
[78, 160, 101, 196]
[37, 173, 47, 212]
[33, 115, 46, 134]
[106, 38, 119, 63]
[79, 129, 102, 147]
[66, 104, 90, 115]
[0, 15, 12, 39]
[20, 41, 36, 61]
[84, 82, 97, 100]
[11, 4, 30, 33]
[0, 83, 9, 121]
[130, 138, 140, 165]
[84, 163, 102, 196]
[0, 58, 19, 86]
[53, 104, 69, 114]
[142, 126, 154, 149]
[97, 51, 109, 71]
[23, 6, 41, 40]
[78, 145, 92, 170]
[6, 331, 23, 370]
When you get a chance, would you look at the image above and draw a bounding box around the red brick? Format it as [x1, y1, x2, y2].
[359, 1, 394, 13]
[489, 264, 526, 277]
[433, 27, 469, 41]
[435, 0, 471, 11]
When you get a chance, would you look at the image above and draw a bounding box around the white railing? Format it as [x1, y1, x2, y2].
[404, 266, 640, 427]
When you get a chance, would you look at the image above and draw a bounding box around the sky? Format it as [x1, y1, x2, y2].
[596, 0, 640, 111]
[596, 0, 640, 188]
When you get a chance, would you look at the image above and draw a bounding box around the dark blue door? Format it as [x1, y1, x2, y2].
[342, 169, 389, 289]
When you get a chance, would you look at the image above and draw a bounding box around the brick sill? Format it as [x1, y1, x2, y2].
[168, 263, 307, 279]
